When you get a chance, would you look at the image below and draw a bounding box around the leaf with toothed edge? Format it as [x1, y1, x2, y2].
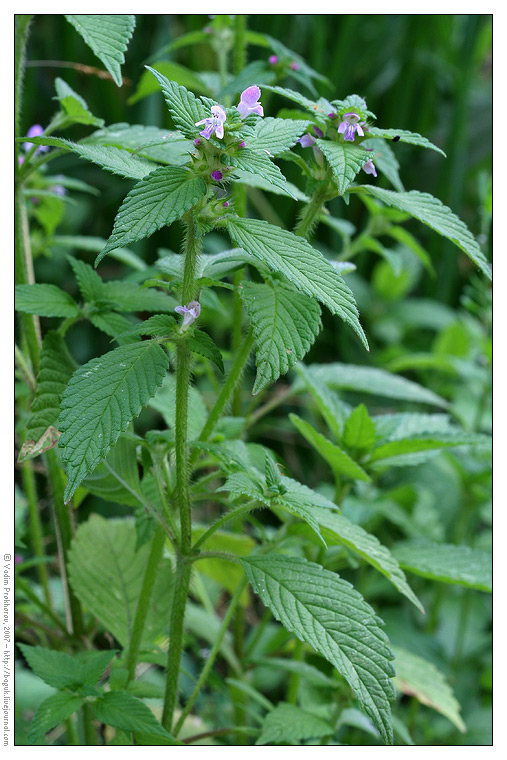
[58, 341, 169, 502]
[241, 554, 396, 744]
[227, 218, 368, 349]
[96, 167, 206, 266]
[241, 279, 322, 395]
[65, 15, 135, 87]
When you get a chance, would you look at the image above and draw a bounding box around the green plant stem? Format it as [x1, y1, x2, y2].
[161, 556, 192, 731]
[20, 461, 52, 610]
[190, 329, 254, 469]
[173, 578, 247, 737]
[192, 501, 258, 553]
[293, 183, 330, 240]
[286, 638, 304, 704]
[15, 576, 70, 638]
[45, 450, 85, 637]
[15, 343, 37, 393]
[161, 216, 201, 731]
[125, 525, 166, 683]
[82, 703, 97, 745]
[15, 184, 41, 374]
[14, 15, 32, 148]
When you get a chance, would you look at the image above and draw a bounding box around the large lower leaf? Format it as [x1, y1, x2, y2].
[392, 541, 492, 592]
[65, 15, 135, 87]
[357, 186, 491, 280]
[241, 554, 396, 743]
[241, 279, 322, 394]
[311, 508, 424, 613]
[68, 516, 173, 647]
[58, 341, 169, 502]
[227, 218, 367, 348]
[96, 167, 207, 265]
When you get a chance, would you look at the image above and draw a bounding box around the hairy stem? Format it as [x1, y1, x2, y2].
[293, 183, 330, 240]
[20, 461, 52, 610]
[125, 526, 166, 683]
[161, 216, 201, 730]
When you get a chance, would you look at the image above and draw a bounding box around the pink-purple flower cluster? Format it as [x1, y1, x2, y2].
[337, 112, 365, 142]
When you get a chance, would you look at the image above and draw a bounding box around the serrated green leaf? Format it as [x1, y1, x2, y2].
[373, 412, 454, 442]
[18, 644, 86, 690]
[230, 148, 296, 197]
[298, 363, 448, 408]
[145, 66, 210, 137]
[343, 404, 376, 451]
[241, 554, 395, 744]
[58, 341, 169, 501]
[129, 60, 211, 104]
[366, 127, 446, 157]
[251, 117, 310, 156]
[93, 691, 175, 739]
[68, 516, 174, 646]
[256, 702, 333, 745]
[392, 541, 492, 592]
[65, 15, 135, 87]
[241, 280, 321, 395]
[67, 256, 103, 302]
[289, 413, 371, 482]
[96, 167, 206, 265]
[392, 646, 466, 732]
[115, 314, 177, 341]
[186, 330, 224, 373]
[54, 77, 104, 126]
[85, 123, 193, 166]
[262, 84, 327, 116]
[89, 311, 139, 345]
[18, 332, 76, 462]
[316, 139, 372, 195]
[55, 138, 159, 180]
[311, 507, 424, 613]
[357, 186, 491, 280]
[15, 284, 80, 318]
[27, 692, 83, 744]
[227, 218, 367, 348]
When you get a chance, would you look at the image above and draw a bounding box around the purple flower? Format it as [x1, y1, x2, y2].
[362, 159, 377, 177]
[268, 55, 278, 64]
[175, 301, 201, 329]
[289, 62, 299, 71]
[337, 112, 365, 142]
[194, 138, 201, 146]
[237, 86, 264, 119]
[23, 124, 49, 154]
[211, 170, 223, 181]
[299, 125, 324, 148]
[195, 105, 227, 140]
[223, 201, 229, 207]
